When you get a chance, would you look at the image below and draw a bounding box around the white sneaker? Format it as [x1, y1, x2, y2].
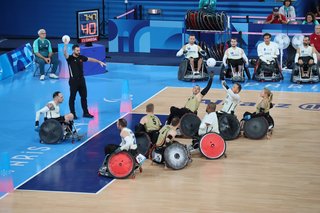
[49, 73, 59, 79]
[39, 75, 45, 81]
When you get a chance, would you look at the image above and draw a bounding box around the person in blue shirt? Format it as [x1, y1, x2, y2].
[33, 29, 59, 81]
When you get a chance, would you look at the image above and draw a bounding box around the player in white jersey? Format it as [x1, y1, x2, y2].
[177, 34, 204, 74]
[104, 118, 138, 156]
[198, 102, 219, 136]
[222, 38, 250, 79]
[35, 91, 74, 129]
[293, 36, 319, 78]
[257, 33, 279, 65]
[255, 33, 282, 79]
[220, 81, 241, 114]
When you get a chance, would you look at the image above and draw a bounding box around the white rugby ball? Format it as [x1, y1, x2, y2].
[62, 35, 70, 44]
[206, 58, 216, 67]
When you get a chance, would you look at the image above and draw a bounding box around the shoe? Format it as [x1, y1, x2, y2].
[39, 75, 45, 81]
[83, 113, 94, 118]
[49, 73, 59, 79]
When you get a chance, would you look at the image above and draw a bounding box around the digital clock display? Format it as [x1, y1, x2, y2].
[77, 9, 99, 43]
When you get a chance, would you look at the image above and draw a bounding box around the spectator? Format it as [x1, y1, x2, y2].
[266, 7, 287, 24]
[279, 0, 296, 21]
[310, 25, 320, 64]
[316, 5, 320, 17]
[302, 12, 319, 25]
[33, 29, 59, 81]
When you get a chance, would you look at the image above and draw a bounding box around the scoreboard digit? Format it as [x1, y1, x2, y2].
[77, 9, 99, 43]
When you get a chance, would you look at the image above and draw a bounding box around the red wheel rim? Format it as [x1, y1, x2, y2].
[108, 152, 134, 178]
[200, 133, 226, 159]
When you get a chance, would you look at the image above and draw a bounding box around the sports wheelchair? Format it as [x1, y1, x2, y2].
[220, 59, 251, 82]
[253, 59, 283, 82]
[179, 113, 227, 160]
[39, 119, 83, 144]
[240, 111, 274, 140]
[178, 50, 209, 81]
[291, 58, 319, 83]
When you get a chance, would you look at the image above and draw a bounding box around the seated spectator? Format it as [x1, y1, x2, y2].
[279, 0, 296, 21]
[310, 25, 320, 64]
[302, 12, 319, 25]
[316, 5, 320, 17]
[266, 7, 288, 24]
[33, 29, 59, 81]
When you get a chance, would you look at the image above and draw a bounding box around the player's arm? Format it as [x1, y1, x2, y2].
[176, 45, 186, 57]
[242, 49, 249, 65]
[222, 81, 240, 101]
[119, 131, 134, 151]
[63, 44, 69, 59]
[165, 130, 177, 143]
[87, 57, 106, 67]
[222, 49, 228, 66]
[198, 72, 214, 99]
[312, 47, 318, 64]
[294, 48, 300, 63]
[35, 104, 52, 127]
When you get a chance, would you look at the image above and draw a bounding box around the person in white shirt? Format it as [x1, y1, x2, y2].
[198, 102, 219, 136]
[104, 118, 138, 156]
[279, 0, 296, 21]
[222, 38, 250, 79]
[221, 81, 241, 114]
[294, 36, 318, 77]
[176, 34, 204, 74]
[257, 33, 280, 75]
[35, 91, 74, 129]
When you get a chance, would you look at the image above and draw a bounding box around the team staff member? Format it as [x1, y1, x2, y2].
[63, 40, 106, 119]
[33, 29, 59, 81]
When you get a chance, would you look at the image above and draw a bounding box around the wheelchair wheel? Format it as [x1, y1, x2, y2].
[180, 113, 201, 137]
[136, 133, 151, 157]
[164, 142, 189, 170]
[178, 60, 188, 80]
[199, 133, 226, 160]
[243, 116, 269, 139]
[107, 151, 135, 179]
[218, 113, 240, 141]
[39, 119, 64, 144]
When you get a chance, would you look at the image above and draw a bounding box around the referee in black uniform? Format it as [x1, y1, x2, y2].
[63, 41, 106, 119]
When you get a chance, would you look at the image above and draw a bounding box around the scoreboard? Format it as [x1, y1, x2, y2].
[77, 9, 99, 43]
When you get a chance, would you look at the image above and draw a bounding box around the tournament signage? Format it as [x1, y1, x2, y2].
[77, 9, 99, 43]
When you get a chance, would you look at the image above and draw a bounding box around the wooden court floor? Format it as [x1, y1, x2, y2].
[1, 88, 320, 213]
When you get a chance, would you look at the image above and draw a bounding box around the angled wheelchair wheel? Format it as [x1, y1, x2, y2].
[243, 116, 269, 140]
[199, 133, 226, 160]
[164, 142, 189, 170]
[180, 113, 201, 137]
[39, 119, 64, 144]
[136, 132, 151, 157]
[107, 151, 135, 179]
[178, 60, 188, 81]
[218, 113, 240, 141]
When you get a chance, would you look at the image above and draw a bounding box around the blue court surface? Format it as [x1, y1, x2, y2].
[0, 62, 319, 198]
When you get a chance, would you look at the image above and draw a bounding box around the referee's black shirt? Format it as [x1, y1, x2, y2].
[66, 55, 88, 79]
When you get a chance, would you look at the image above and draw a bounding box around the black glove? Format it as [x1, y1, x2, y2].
[35, 121, 40, 131]
[183, 50, 188, 54]
[222, 80, 229, 89]
[199, 50, 206, 57]
[209, 71, 214, 78]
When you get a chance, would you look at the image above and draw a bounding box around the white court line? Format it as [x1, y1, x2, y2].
[16, 189, 98, 196]
[0, 86, 168, 199]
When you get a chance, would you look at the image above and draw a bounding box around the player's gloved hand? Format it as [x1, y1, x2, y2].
[199, 50, 206, 57]
[209, 71, 214, 78]
[35, 121, 39, 132]
[183, 50, 188, 54]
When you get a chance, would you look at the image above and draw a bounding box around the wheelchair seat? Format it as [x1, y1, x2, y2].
[253, 59, 283, 82]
